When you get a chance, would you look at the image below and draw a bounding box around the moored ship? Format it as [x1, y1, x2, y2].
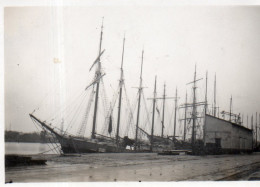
[30, 20, 131, 154]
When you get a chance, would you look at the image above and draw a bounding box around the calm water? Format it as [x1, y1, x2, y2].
[5, 142, 59, 155]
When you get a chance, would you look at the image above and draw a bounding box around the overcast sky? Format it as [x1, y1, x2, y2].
[4, 6, 260, 135]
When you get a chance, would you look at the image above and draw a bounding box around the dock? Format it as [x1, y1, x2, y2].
[5, 154, 47, 167]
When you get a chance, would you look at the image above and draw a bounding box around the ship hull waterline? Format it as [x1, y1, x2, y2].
[57, 136, 121, 154]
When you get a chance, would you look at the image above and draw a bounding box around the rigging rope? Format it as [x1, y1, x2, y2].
[123, 84, 137, 138]
[166, 99, 175, 136]
[48, 91, 87, 135]
[31, 118, 61, 154]
[101, 84, 120, 136]
[32, 76, 62, 114]
[77, 87, 95, 137]
[99, 78, 110, 136]
[100, 79, 109, 118]
[155, 101, 163, 135]
[139, 92, 153, 140]
[45, 89, 87, 124]
[63, 91, 89, 135]
[141, 92, 152, 132]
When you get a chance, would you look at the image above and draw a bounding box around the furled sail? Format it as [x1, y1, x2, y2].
[108, 115, 112, 134]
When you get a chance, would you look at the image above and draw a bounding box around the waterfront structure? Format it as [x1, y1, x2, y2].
[204, 114, 253, 154]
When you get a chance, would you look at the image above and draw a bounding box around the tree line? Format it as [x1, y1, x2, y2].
[5, 130, 58, 143]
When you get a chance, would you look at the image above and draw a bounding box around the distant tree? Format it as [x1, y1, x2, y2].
[5, 130, 58, 143]
[40, 131, 46, 142]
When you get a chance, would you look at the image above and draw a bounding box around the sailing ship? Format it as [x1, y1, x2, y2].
[30, 22, 225, 155]
[30, 114, 118, 153]
[30, 21, 133, 154]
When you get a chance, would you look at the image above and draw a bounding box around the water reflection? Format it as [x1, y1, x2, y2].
[5, 142, 59, 155]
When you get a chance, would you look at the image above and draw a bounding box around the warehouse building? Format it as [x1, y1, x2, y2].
[204, 114, 253, 154]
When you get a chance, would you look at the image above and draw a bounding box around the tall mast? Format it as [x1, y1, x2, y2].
[214, 73, 216, 117]
[256, 112, 258, 148]
[205, 71, 208, 115]
[203, 71, 208, 145]
[247, 115, 249, 128]
[182, 65, 204, 151]
[229, 95, 232, 122]
[258, 113, 260, 147]
[173, 87, 178, 139]
[135, 50, 144, 151]
[180, 65, 203, 148]
[256, 114, 260, 146]
[150, 76, 157, 151]
[116, 36, 125, 146]
[156, 83, 175, 138]
[161, 83, 166, 137]
[184, 91, 187, 141]
[91, 18, 104, 139]
[191, 65, 197, 148]
[251, 115, 254, 149]
[251, 115, 254, 130]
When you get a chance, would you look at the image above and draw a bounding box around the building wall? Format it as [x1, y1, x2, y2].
[205, 115, 252, 151]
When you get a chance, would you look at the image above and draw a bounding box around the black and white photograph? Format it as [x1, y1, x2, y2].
[2, 0, 260, 184]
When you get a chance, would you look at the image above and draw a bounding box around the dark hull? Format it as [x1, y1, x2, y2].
[29, 114, 123, 154]
[57, 136, 121, 154]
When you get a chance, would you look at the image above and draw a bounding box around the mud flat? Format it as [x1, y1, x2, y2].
[5, 152, 260, 182]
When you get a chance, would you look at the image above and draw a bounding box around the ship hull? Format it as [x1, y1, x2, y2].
[57, 136, 120, 154]
[29, 114, 123, 154]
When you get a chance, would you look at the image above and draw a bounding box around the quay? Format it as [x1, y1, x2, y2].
[5, 152, 260, 182]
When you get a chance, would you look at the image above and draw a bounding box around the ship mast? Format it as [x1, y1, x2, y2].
[173, 88, 178, 139]
[91, 18, 104, 139]
[161, 83, 166, 137]
[203, 71, 208, 145]
[186, 65, 203, 151]
[183, 91, 188, 141]
[156, 83, 175, 138]
[256, 112, 258, 148]
[180, 66, 204, 145]
[229, 95, 232, 122]
[116, 36, 125, 146]
[213, 73, 216, 117]
[258, 113, 260, 148]
[251, 115, 254, 149]
[191, 66, 197, 148]
[256, 114, 260, 146]
[247, 115, 248, 128]
[150, 76, 157, 151]
[134, 50, 144, 151]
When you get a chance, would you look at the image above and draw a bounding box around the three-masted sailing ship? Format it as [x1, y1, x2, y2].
[30, 21, 133, 154]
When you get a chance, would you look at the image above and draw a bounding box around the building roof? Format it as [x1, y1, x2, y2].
[206, 114, 253, 132]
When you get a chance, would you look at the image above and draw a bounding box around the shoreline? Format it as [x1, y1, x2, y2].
[5, 152, 260, 182]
